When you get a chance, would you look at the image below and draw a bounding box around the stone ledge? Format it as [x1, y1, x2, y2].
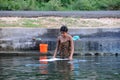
[0, 11, 120, 18]
[0, 51, 119, 57]
[0, 51, 81, 56]
[0, 51, 49, 56]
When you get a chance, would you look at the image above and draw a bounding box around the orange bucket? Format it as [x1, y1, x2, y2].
[39, 44, 48, 53]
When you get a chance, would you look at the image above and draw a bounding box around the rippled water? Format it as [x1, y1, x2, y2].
[0, 56, 120, 80]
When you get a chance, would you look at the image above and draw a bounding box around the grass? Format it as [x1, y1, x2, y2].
[0, 19, 19, 27]
[21, 19, 41, 27]
[0, 17, 119, 28]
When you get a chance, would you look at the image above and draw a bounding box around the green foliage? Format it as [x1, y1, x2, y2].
[106, 0, 120, 10]
[72, 0, 97, 10]
[40, 0, 63, 11]
[72, 0, 120, 10]
[0, 0, 120, 10]
[0, 0, 39, 10]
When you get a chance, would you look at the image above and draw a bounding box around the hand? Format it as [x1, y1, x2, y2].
[52, 56, 56, 59]
[69, 56, 73, 60]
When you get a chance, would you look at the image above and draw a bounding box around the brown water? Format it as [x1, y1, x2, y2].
[0, 56, 120, 80]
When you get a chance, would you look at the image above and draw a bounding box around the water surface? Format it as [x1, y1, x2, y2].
[0, 56, 120, 80]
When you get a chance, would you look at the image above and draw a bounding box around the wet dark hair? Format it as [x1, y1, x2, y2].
[60, 25, 68, 32]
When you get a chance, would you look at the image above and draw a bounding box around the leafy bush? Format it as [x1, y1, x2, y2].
[0, 0, 39, 10]
[72, 0, 97, 10]
[40, 0, 65, 11]
[0, 0, 120, 10]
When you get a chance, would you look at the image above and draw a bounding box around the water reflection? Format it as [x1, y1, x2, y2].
[39, 55, 48, 74]
[47, 59, 74, 80]
[54, 61, 74, 80]
[39, 55, 74, 80]
[0, 56, 120, 80]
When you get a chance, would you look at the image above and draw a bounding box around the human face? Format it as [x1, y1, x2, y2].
[60, 31, 67, 37]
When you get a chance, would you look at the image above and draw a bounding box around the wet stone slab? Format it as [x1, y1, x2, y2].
[0, 28, 120, 55]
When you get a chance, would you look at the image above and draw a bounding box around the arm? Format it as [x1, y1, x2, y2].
[69, 36, 74, 60]
[53, 37, 60, 58]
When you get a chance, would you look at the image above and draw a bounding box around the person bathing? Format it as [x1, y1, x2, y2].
[53, 25, 74, 60]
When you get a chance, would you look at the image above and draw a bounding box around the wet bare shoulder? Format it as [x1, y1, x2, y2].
[67, 34, 73, 40]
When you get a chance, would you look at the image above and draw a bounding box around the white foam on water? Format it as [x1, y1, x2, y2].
[39, 58, 69, 62]
[68, 59, 88, 64]
[25, 64, 47, 67]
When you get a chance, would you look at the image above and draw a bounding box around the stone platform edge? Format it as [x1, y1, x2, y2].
[0, 51, 81, 56]
[0, 51, 119, 57]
